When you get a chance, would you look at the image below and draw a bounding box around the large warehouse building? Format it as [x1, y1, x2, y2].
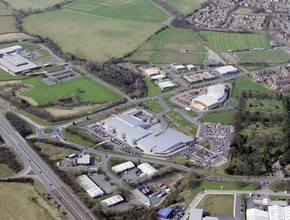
[104, 111, 194, 154]
[0, 45, 39, 75]
[214, 65, 239, 76]
[192, 84, 227, 110]
[77, 175, 104, 198]
[137, 128, 194, 154]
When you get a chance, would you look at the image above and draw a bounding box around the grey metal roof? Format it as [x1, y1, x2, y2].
[117, 115, 146, 127]
[189, 208, 203, 220]
[137, 128, 193, 153]
[0, 54, 38, 74]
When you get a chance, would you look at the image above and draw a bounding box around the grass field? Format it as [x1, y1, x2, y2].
[0, 163, 14, 177]
[0, 15, 17, 34]
[0, 182, 57, 220]
[21, 76, 120, 105]
[130, 28, 207, 64]
[232, 77, 268, 97]
[143, 100, 164, 113]
[6, 0, 64, 9]
[0, 71, 29, 81]
[246, 99, 283, 114]
[236, 49, 290, 64]
[197, 194, 234, 215]
[165, 111, 198, 136]
[162, 94, 177, 109]
[66, 0, 170, 23]
[43, 128, 55, 135]
[233, 7, 266, 15]
[0, 2, 12, 15]
[202, 110, 235, 124]
[161, 0, 206, 15]
[145, 78, 163, 96]
[200, 31, 271, 52]
[24, 0, 167, 62]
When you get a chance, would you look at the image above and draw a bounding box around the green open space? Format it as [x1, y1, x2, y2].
[0, 16, 17, 34]
[233, 7, 267, 15]
[145, 78, 163, 97]
[0, 163, 14, 177]
[130, 28, 207, 64]
[62, 125, 99, 148]
[268, 195, 290, 200]
[197, 194, 234, 215]
[269, 180, 290, 192]
[165, 111, 198, 136]
[143, 100, 164, 113]
[202, 110, 235, 124]
[0, 70, 29, 81]
[33, 49, 51, 61]
[21, 76, 121, 105]
[236, 49, 290, 65]
[162, 94, 177, 109]
[161, 0, 206, 15]
[42, 128, 55, 135]
[24, 1, 165, 62]
[5, 0, 64, 9]
[246, 98, 283, 114]
[200, 31, 271, 52]
[89, 153, 101, 163]
[0, 182, 57, 220]
[0, 2, 12, 16]
[232, 77, 268, 97]
[184, 110, 198, 118]
[66, 0, 170, 22]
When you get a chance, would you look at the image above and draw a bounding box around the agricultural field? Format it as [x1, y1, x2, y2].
[232, 77, 268, 97]
[161, 0, 206, 15]
[200, 31, 271, 52]
[24, 0, 168, 62]
[66, 0, 170, 22]
[0, 2, 17, 34]
[165, 111, 198, 136]
[0, 163, 14, 177]
[5, 0, 64, 9]
[202, 110, 235, 124]
[21, 76, 121, 105]
[0, 182, 60, 220]
[0, 33, 34, 43]
[130, 28, 207, 64]
[236, 49, 290, 65]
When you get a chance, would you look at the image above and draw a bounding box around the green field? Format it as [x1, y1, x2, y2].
[43, 128, 55, 135]
[200, 31, 271, 52]
[0, 182, 57, 220]
[162, 94, 177, 109]
[246, 99, 283, 114]
[6, 0, 64, 9]
[202, 110, 235, 124]
[161, 0, 206, 15]
[145, 78, 163, 96]
[236, 49, 290, 64]
[0, 2, 12, 15]
[131, 28, 207, 64]
[0, 163, 14, 177]
[197, 194, 234, 215]
[0, 16, 17, 34]
[24, 0, 168, 62]
[0, 71, 29, 81]
[143, 100, 164, 113]
[165, 111, 198, 136]
[33, 49, 51, 61]
[21, 76, 121, 105]
[232, 77, 268, 97]
[66, 0, 170, 22]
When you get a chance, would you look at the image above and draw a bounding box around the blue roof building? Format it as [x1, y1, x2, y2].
[157, 207, 174, 219]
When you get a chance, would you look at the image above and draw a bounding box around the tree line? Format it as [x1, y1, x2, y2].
[0, 147, 23, 173]
[5, 111, 33, 137]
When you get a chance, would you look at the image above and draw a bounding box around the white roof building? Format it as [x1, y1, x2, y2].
[247, 208, 269, 220]
[137, 128, 194, 154]
[144, 67, 160, 76]
[101, 195, 124, 207]
[0, 45, 23, 56]
[77, 154, 90, 165]
[268, 205, 290, 220]
[186, 64, 196, 71]
[192, 84, 227, 110]
[151, 74, 166, 80]
[137, 163, 158, 177]
[158, 81, 175, 90]
[77, 175, 104, 198]
[215, 65, 239, 76]
[172, 64, 186, 71]
[112, 161, 135, 173]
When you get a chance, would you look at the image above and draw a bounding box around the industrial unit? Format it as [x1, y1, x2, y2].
[77, 175, 104, 198]
[112, 161, 135, 174]
[137, 163, 158, 177]
[192, 84, 227, 110]
[214, 65, 239, 76]
[101, 195, 124, 207]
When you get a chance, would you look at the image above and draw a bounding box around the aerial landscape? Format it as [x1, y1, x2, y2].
[0, 0, 289, 220]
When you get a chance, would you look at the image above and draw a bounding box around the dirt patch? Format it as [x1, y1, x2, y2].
[35, 141, 78, 161]
[45, 104, 103, 118]
[0, 33, 35, 42]
[154, 172, 185, 190]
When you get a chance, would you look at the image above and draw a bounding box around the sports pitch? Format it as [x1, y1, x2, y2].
[21, 76, 121, 105]
[130, 28, 207, 64]
[236, 49, 290, 64]
[200, 31, 271, 52]
[24, 0, 169, 62]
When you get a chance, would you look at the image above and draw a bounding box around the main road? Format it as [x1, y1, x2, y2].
[0, 114, 95, 220]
